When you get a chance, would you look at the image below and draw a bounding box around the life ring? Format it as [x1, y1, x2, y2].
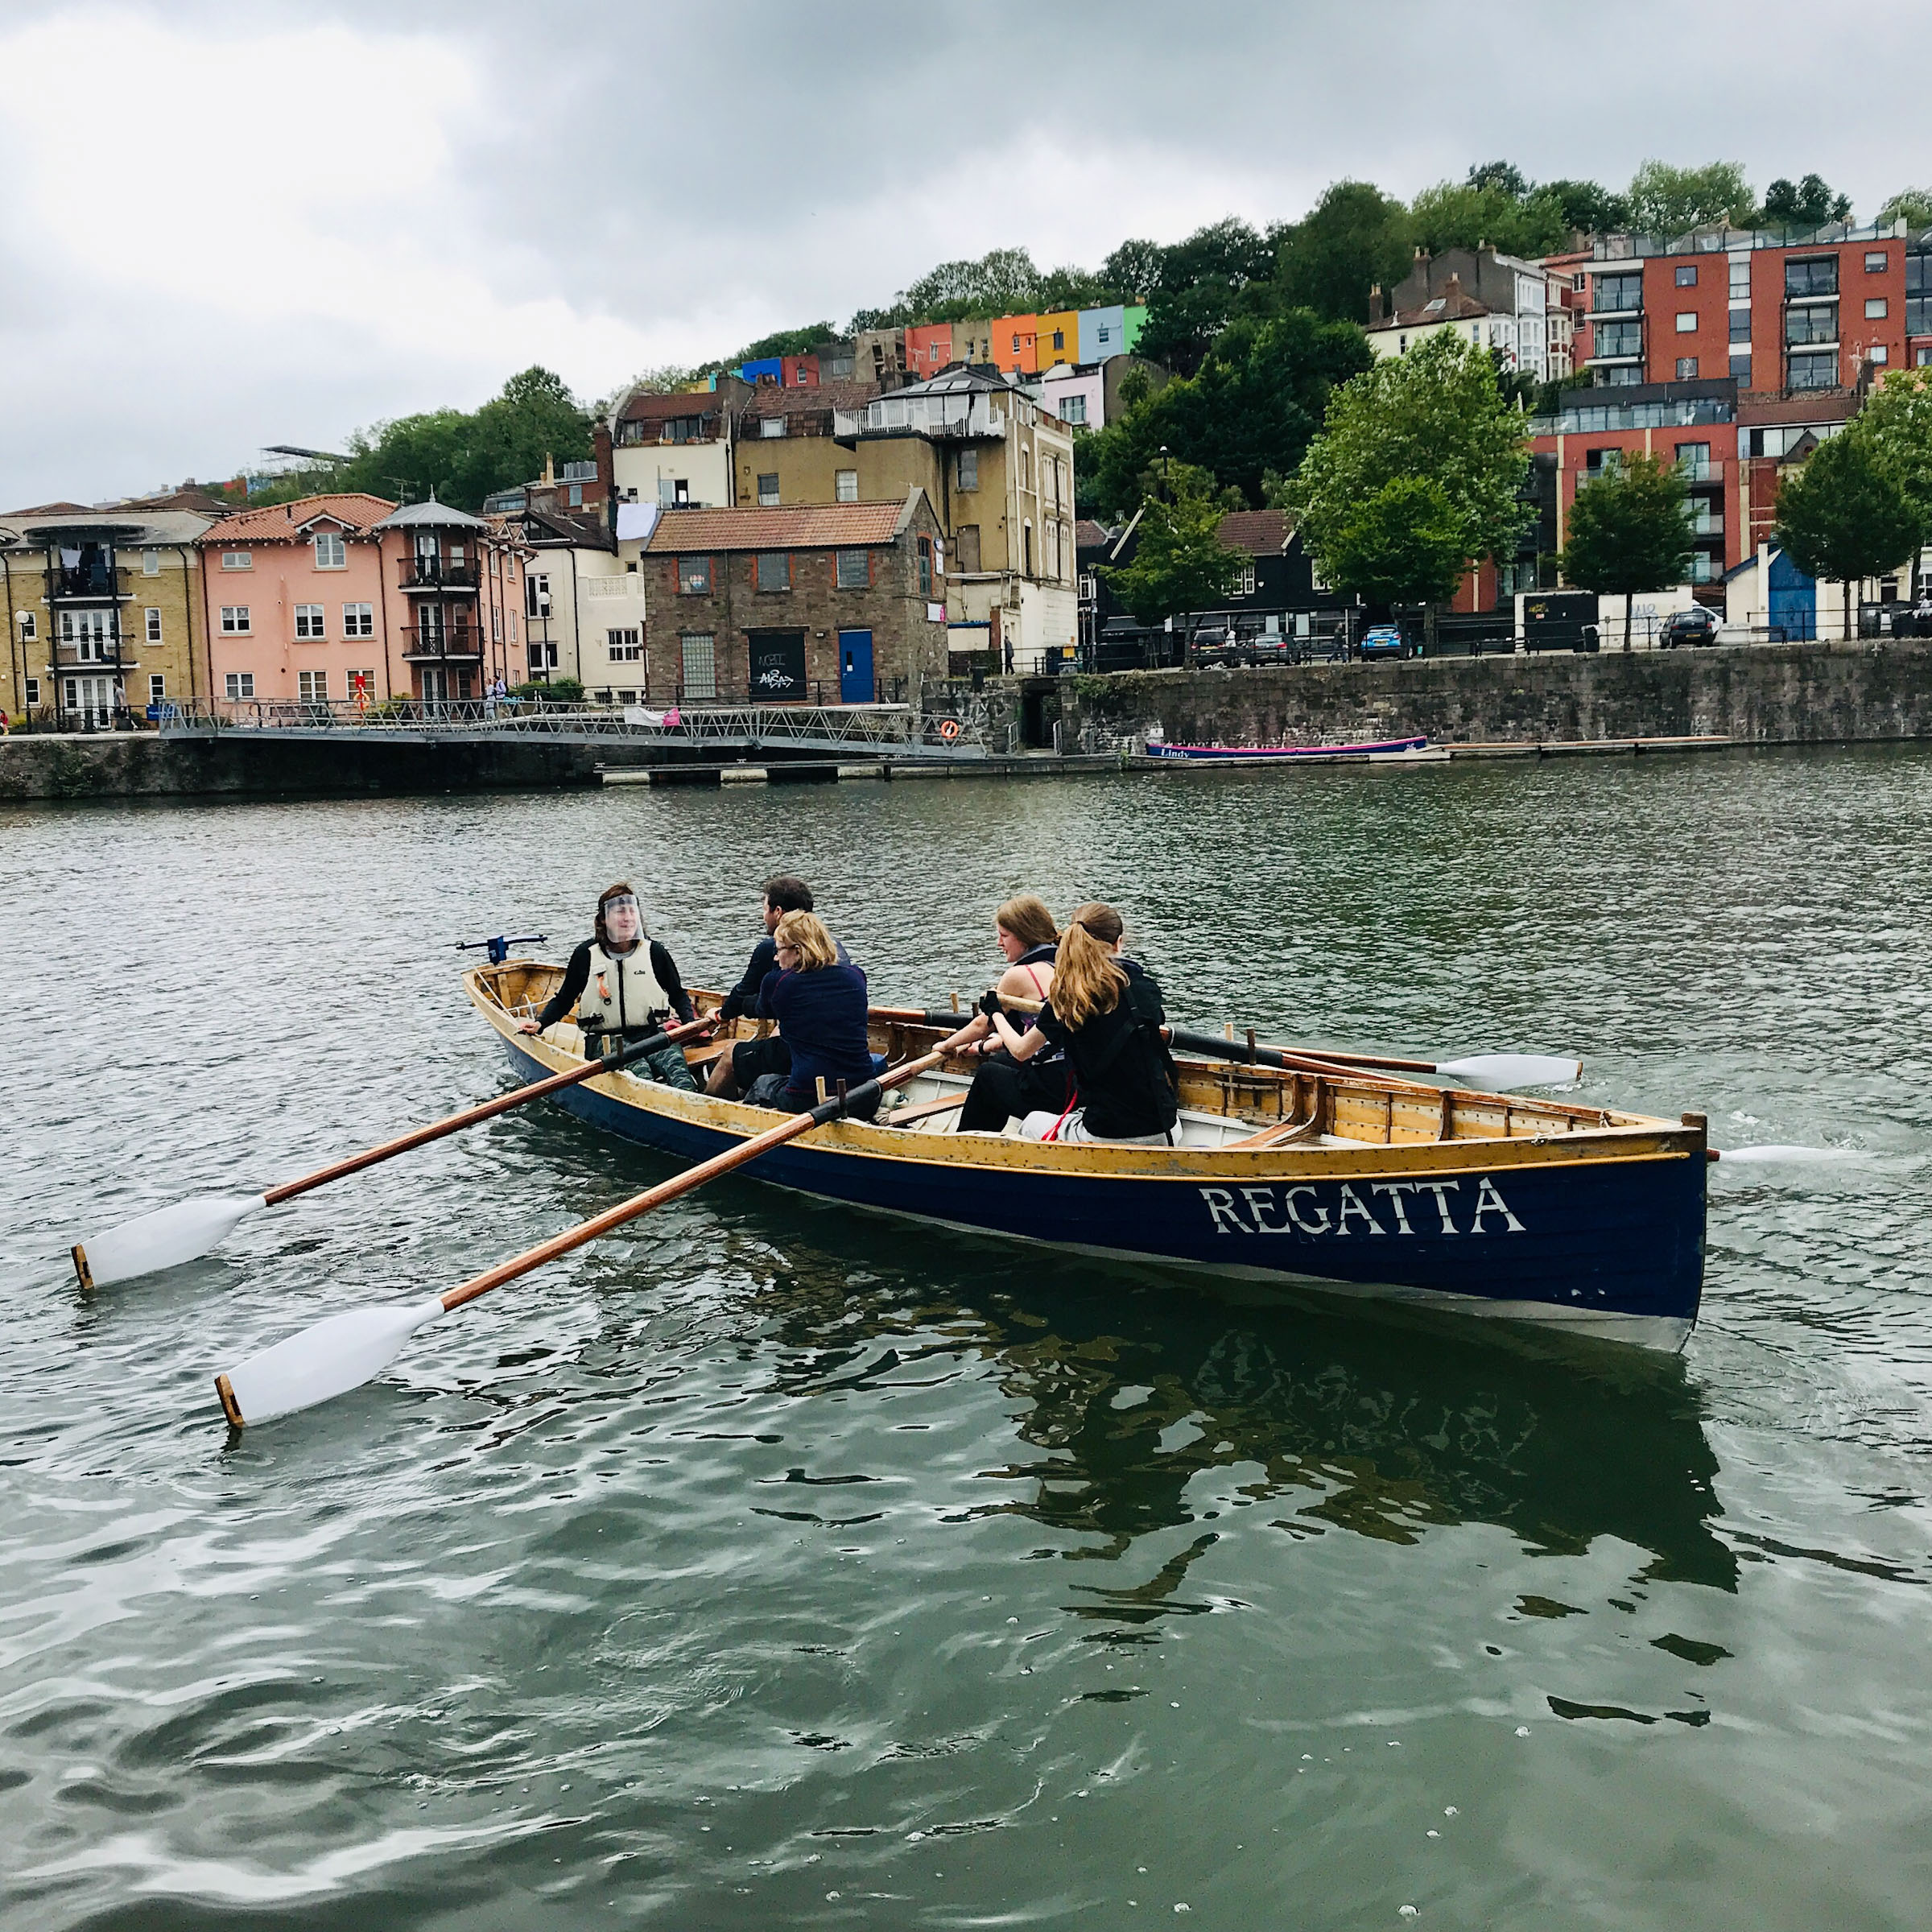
[938, 717, 961, 743]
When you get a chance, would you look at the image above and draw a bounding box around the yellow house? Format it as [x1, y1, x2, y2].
[2, 505, 217, 729]
[1035, 310, 1081, 371]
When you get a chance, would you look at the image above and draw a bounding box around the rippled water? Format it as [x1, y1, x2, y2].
[3, 746, 1930, 1930]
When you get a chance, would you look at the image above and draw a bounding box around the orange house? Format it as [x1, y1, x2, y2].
[992, 313, 1039, 374]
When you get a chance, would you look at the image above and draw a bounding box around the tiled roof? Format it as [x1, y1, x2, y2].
[1380, 290, 1492, 328]
[1217, 510, 1292, 554]
[1075, 518, 1114, 550]
[3, 500, 93, 516]
[618, 388, 723, 424]
[198, 493, 397, 543]
[643, 499, 914, 554]
[739, 378, 881, 420]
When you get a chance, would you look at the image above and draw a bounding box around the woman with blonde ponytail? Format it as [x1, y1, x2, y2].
[984, 903, 1179, 1145]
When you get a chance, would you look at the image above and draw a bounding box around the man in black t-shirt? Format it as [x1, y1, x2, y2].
[708, 873, 815, 1099]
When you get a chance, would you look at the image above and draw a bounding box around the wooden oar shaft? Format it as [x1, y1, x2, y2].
[261, 1016, 714, 1207]
[439, 1051, 943, 1315]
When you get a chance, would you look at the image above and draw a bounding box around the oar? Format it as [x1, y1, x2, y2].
[72, 1017, 717, 1290]
[212, 1051, 947, 1428]
[903, 1003, 1578, 1093]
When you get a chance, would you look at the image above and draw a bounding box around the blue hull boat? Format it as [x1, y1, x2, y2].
[469, 965, 1707, 1352]
[1146, 735, 1430, 761]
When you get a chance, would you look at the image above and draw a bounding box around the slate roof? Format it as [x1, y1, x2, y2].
[198, 493, 398, 543]
[1216, 510, 1293, 554]
[642, 496, 919, 555]
[372, 499, 492, 532]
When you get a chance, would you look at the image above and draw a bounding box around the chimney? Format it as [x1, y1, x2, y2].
[1444, 272, 1463, 307]
[542, 453, 555, 485]
[594, 419, 615, 539]
[1368, 283, 1384, 324]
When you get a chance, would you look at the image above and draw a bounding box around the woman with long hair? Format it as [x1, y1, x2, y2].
[742, 909, 881, 1119]
[938, 894, 1072, 1133]
[983, 902, 1179, 1145]
[521, 881, 700, 1090]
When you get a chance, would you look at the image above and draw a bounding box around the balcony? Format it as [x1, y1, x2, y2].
[46, 564, 131, 602]
[1677, 458, 1727, 485]
[48, 642, 135, 671]
[833, 394, 1009, 444]
[397, 557, 479, 592]
[400, 626, 481, 661]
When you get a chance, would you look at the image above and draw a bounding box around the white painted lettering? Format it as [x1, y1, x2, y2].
[1240, 1186, 1291, 1233]
[1469, 1175, 1526, 1234]
[1199, 1187, 1250, 1235]
[1415, 1180, 1462, 1234]
[1334, 1183, 1386, 1235]
[1370, 1182, 1420, 1235]
[1283, 1185, 1331, 1234]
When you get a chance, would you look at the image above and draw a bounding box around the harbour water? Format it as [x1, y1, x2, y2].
[2, 745, 1930, 1930]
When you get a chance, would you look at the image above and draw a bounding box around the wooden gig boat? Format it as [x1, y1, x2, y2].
[467, 962, 1707, 1352]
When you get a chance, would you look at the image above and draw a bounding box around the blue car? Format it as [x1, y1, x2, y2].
[1359, 625, 1414, 660]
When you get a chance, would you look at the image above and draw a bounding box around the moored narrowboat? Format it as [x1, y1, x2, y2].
[466, 962, 1707, 1352]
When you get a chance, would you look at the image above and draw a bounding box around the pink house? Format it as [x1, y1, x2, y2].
[200, 493, 530, 709]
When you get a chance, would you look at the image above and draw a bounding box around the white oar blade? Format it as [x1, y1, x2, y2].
[76, 1193, 267, 1288]
[1436, 1053, 1581, 1092]
[1717, 1144, 1865, 1165]
[217, 1298, 445, 1426]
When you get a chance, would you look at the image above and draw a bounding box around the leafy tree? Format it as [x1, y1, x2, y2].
[1625, 159, 1756, 235]
[1036, 264, 1116, 312]
[1556, 454, 1694, 650]
[1409, 179, 1569, 260]
[1878, 187, 1932, 229]
[1102, 237, 1166, 302]
[1097, 474, 1242, 624]
[1773, 431, 1922, 638]
[1290, 332, 1531, 609]
[1757, 174, 1852, 231]
[1538, 178, 1631, 236]
[733, 323, 838, 362]
[1321, 475, 1472, 607]
[1847, 365, 1932, 529]
[1275, 180, 1414, 325]
[1135, 218, 1282, 372]
[1466, 160, 1530, 199]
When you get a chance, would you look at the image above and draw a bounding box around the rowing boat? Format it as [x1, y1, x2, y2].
[1146, 735, 1433, 762]
[466, 963, 1707, 1352]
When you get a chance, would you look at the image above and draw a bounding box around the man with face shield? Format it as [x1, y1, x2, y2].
[520, 882, 701, 1091]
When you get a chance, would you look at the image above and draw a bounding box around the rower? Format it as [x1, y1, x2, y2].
[742, 910, 881, 1121]
[935, 894, 1071, 1133]
[987, 902, 1179, 1146]
[708, 874, 840, 1100]
[521, 883, 700, 1091]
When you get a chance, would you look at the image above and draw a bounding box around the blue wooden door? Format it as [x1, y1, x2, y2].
[1768, 548, 1815, 642]
[839, 629, 873, 704]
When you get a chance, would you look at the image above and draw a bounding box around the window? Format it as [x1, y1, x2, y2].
[1789, 350, 1839, 390]
[835, 469, 858, 502]
[1731, 308, 1752, 341]
[918, 538, 933, 597]
[347, 670, 375, 703]
[1097, 324, 1112, 345]
[24, 678, 39, 705]
[568, 484, 583, 507]
[298, 669, 328, 704]
[1786, 303, 1839, 345]
[1010, 332, 1020, 352]
[1059, 394, 1087, 425]
[142, 548, 160, 576]
[956, 525, 981, 574]
[19, 613, 35, 642]
[313, 532, 346, 569]
[343, 602, 374, 637]
[1021, 447, 1031, 490]
[145, 608, 162, 643]
[224, 671, 254, 699]
[1233, 561, 1257, 597]
[756, 551, 790, 592]
[679, 633, 716, 700]
[220, 605, 250, 634]
[1593, 320, 1642, 360]
[1052, 328, 1064, 349]
[1786, 257, 1838, 298]
[294, 603, 325, 639]
[149, 674, 165, 702]
[1676, 442, 1711, 478]
[1022, 522, 1033, 576]
[1675, 311, 1698, 334]
[956, 448, 977, 490]
[561, 460, 596, 481]
[491, 607, 502, 643]
[759, 417, 786, 438]
[510, 608, 518, 644]
[607, 627, 642, 662]
[1919, 347, 1932, 366]
[1593, 271, 1642, 313]
[660, 477, 691, 506]
[758, 473, 780, 506]
[679, 556, 711, 594]
[1866, 251, 1889, 273]
[221, 551, 251, 571]
[1866, 297, 1889, 319]
[526, 572, 551, 617]
[1731, 353, 1752, 379]
[1675, 264, 1698, 287]
[1675, 357, 1699, 379]
[1870, 344, 1890, 365]
[836, 549, 869, 589]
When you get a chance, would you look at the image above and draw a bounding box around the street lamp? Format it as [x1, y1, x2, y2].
[1158, 445, 1170, 501]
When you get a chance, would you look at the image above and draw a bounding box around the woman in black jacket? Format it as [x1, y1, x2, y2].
[519, 882, 700, 1090]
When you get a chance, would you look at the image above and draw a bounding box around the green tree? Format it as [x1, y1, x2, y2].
[1098, 476, 1242, 624]
[733, 323, 838, 362]
[1773, 431, 1922, 638]
[1466, 159, 1530, 198]
[1321, 475, 1472, 607]
[1290, 331, 1531, 612]
[1409, 180, 1569, 259]
[1757, 173, 1852, 231]
[1275, 180, 1414, 324]
[1101, 237, 1166, 301]
[1878, 187, 1932, 229]
[1557, 454, 1694, 650]
[1625, 159, 1757, 235]
[1136, 218, 1282, 372]
[1538, 178, 1631, 236]
[1847, 365, 1932, 527]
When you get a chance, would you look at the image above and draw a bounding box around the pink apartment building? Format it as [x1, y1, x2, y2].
[200, 493, 530, 707]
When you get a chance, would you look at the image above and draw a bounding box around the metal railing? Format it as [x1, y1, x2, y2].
[47, 565, 131, 600]
[398, 558, 479, 590]
[399, 627, 481, 658]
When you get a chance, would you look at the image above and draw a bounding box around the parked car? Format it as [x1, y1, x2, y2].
[1659, 606, 1720, 648]
[1359, 625, 1415, 660]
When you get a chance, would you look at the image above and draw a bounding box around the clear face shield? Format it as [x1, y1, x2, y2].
[600, 894, 642, 954]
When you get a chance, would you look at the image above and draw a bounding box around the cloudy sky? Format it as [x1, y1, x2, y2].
[5, 0, 1930, 509]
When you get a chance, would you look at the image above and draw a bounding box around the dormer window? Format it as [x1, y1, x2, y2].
[313, 532, 346, 569]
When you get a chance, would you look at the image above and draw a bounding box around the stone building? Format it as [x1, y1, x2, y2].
[636, 490, 947, 706]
